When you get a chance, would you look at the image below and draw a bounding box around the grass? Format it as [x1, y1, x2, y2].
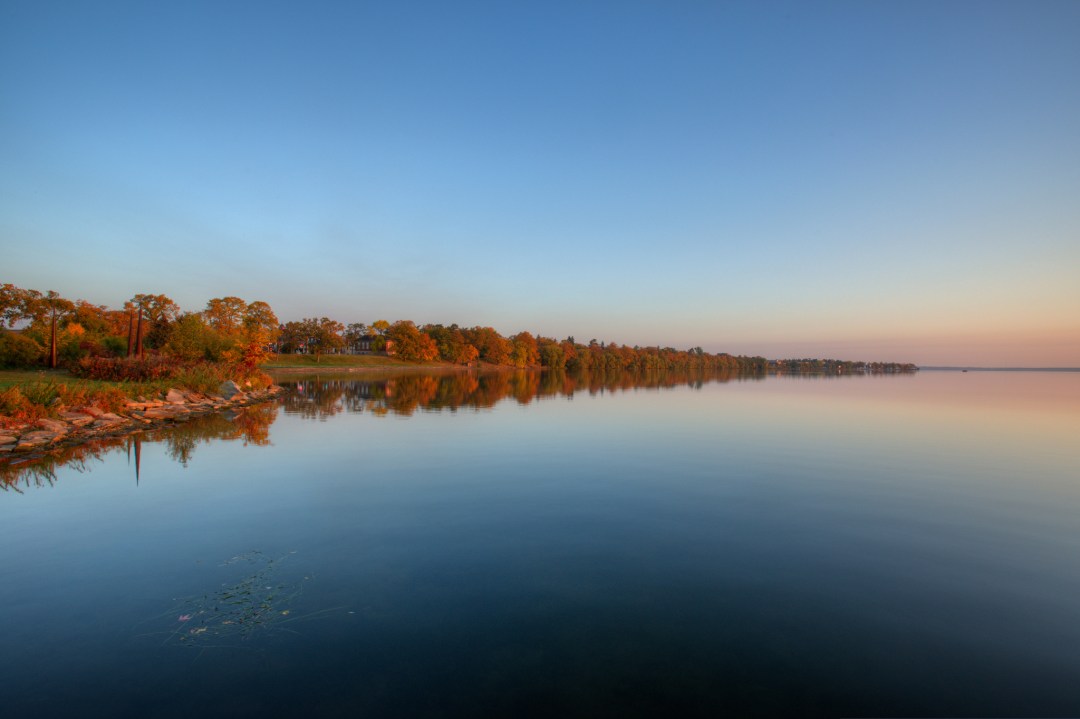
[0, 364, 271, 426]
[0, 353, 445, 423]
[1, 371, 136, 422]
[0, 369, 133, 394]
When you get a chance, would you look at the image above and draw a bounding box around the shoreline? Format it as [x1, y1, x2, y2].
[1, 384, 284, 466]
[264, 363, 475, 375]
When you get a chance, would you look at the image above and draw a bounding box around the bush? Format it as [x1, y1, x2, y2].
[18, 381, 61, 406]
[0, 387, 46, 423]
[101, 336, 127, 357]
[0, 331, 43, 368]
[173, 363, 231, 394]
[71, 355, 185, 382]
[167, 314, 232, 362]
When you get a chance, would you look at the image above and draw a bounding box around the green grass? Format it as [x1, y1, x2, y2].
[0, 369, 218, 396]
[0, 369, 126, 393]
[0, 366, 269, 420]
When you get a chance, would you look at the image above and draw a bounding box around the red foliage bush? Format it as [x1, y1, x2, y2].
[71, 355, 185, 382]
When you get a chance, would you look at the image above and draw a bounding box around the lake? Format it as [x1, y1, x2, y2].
[2, 369, 1079, 717]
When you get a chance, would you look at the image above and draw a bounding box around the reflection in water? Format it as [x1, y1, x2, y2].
[1, 402, 279, 491]
[1, 369, 756, 490]
[282, 367, 762, 419]
[3, 369, 1079, 717]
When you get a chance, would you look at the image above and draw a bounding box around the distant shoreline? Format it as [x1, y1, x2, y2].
[921, 367, 1080, 372]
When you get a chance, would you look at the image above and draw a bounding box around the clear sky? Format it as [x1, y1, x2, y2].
[2, 0, 1078, 366]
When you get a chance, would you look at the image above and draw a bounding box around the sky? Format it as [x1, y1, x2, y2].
[1, 0, 1078, 366]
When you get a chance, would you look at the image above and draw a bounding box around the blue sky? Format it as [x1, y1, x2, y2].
[2, 0, 1078, 364]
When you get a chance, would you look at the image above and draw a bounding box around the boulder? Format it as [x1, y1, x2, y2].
[125, 400, 163, 410]
[165, 389, 187, 404]
[219, 380, 243, 399]
[16, 431, 57, 449]
[35, 418, 68, 433]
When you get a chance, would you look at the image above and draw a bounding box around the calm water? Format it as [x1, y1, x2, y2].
[2, 369, 1079, 717]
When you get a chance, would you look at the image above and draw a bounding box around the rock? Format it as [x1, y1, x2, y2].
[165, 389, 187, 404]
[99, 412, 125, 422]
[16, 431, 57, 449]
[219, 380, 242, 399]
[60, 412, 95, 426]
[0, 434, 17, 445]
[80, 406, 105, 418]
[0, 444, 14, 453]
[125, 400, 163, 410]
[35, 418, 69, 433]
[143, 405, 191, 419]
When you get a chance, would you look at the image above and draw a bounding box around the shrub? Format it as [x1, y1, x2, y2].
[0, 387, 46, 423]
[0, 331, 43, 368]
[71, 355, 185, 382]
[174, 363, 232, 394]
[167, 314, 232, 362]
[86, 386, 128, 413]
[101, 336, 127, 358]
[18, 381, 61, 406]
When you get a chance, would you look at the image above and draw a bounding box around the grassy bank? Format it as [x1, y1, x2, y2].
[0, 365, 271, 426]
[0, 370, 165, 423]
[1, 354, 458, 424]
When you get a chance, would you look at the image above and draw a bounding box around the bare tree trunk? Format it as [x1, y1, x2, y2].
[49, 312, 58, 369]
[136, 309, 144, 358]
[127, 310, 135, 357]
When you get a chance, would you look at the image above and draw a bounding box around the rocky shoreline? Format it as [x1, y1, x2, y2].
[0, 381, 284, 465]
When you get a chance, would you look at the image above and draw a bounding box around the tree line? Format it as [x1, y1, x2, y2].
[274, 317, 768, 373]
[5, 282, 918, 375]
[0, 283, 278, 371]
[769, 358, 918, 374]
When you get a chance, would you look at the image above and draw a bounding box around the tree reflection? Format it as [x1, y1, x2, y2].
[2, 367, 759, 490]
[1, 403, 278, 490]
[278, 366, 760, 418]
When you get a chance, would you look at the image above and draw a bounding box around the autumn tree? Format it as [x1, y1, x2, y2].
[301, 317, 344, 362]
[422, 324, 477, 364]
[23, 290, 75, 368]
[510, 331, 540, 368]
[204, 296, 247, 337]
[465, 326, 512, 365]
[70, 300, 110, 337]
[130, 293, 181, 351]
[167, 312, 230, 362]
[243, 301, 279, 338]
[278, 321, 307, 354]
[344, 323, 369, 352]
[387, 320, 439, 362]
[0, 283, 33, 327]
[537, 336, 565, 369]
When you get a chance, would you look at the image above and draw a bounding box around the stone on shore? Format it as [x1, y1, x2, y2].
[35, 418, 69, 433]
[16, 431, 59, 450]
[61, 412, 95, 426]
[2, 381, 281, 466]
[219, 380, 242, 399]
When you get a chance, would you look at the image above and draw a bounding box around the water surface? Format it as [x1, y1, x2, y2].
[3, 369, 1079, 717]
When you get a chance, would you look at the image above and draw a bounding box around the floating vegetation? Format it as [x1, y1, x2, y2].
[148, 550, 329, 649]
